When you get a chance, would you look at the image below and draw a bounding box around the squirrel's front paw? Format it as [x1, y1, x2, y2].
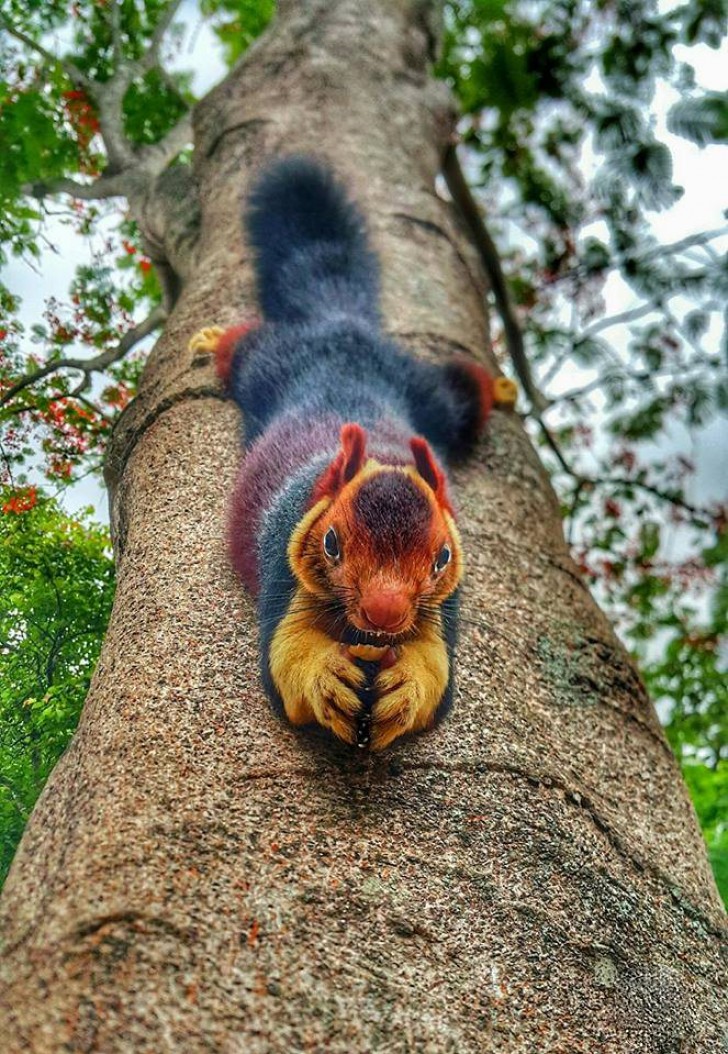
[305, 646, 367, 744]
[370, 666, 427, 750]
[369, 633, 449, 750]
[270, 620, 366, 745]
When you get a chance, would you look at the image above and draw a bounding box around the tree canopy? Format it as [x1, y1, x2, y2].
[0, 0, 725, 896]
[0, 494, 114, 883]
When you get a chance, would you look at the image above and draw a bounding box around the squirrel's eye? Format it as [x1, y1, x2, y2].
[434, 544, 451, 574]
[323, 526, 340, 562]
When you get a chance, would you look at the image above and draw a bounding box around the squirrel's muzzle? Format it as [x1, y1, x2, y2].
[359, 589, 411, 634]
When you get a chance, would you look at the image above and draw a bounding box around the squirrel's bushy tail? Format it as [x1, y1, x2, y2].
[245, 156, 380, 326]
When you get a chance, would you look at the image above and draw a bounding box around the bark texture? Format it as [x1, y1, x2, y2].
[0, 2, 725, 1051]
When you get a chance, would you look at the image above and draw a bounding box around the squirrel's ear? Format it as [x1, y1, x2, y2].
[312, 423, 368, 501]
[410, 437, 451, 511]
[339, 423, 368, 483]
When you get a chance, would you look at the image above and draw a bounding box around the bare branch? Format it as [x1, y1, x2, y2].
[566, 478, 588, 546]
[547, 226, 728, 289]
[7, 2, 194, 213]
[86, 1, 187, 171]
[109, 0, 123, 66]
[582, 302, 657, 339]
[442, 144, 549, 413]
[138, 0, 185, 73]
[22, 174, 127, 201]
[538, 424, 713, 530]
[659, 227, 728, 259]
[0, 306, 166, 410]
[553, 359, 715, 407]
[538, 420, 577, 477]
[0, 16, 92, 90]
[138, 110, 193, 173]
[77, 392, 113, 425]
[598, 476, 711, 525]
[95, 87, 137, 171]
[1, 17, 132, 169]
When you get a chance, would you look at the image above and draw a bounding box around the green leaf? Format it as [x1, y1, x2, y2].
[0, 493, 115, 885]
[639, 521, 661, 560]
[667, 93, 728, 146]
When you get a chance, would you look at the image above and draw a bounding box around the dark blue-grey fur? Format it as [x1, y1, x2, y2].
[246, 156, 381, 326]
[231, 157, 485, 457]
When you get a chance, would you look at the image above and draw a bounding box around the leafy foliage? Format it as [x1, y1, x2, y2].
[438, 0, 727, 901]
[0, 493, 114, 884]
[0, 0, 725, 900]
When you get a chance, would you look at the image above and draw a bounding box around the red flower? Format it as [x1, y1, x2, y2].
[2, 486, 37, 514]
[49, 459, 73, 480]
[102, 383, 131, 409]
[139, 259, 152, 273]
[616, 449, 636, 472]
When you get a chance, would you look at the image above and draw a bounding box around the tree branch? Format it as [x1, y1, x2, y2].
[546, 226, 728, 289]
[0, 17, 92, 90]
[0, 305, 166, 410]
[598, 476, 711, 524]
[137, 0, 185, 74]
[95, 84, 136, 171]
[552, 360, 714, 407]
[137, 110, 193, 173]
[21, 174, 127, 201]
[538, 420, 577, 477]
[582, 302, 658, 339]
[442, 144, 549, 413]
[540, 425, 713, 530]
[109, 0, 124, 67]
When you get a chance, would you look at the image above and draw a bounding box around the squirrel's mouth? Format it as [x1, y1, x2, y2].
[340, 621, 413, 647]
[323, 596, 415, 645]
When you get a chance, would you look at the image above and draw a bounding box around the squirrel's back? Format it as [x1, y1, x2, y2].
[245, 157, 381, 326]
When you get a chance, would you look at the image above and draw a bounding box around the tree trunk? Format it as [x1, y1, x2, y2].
[0, 2, 724, 1051]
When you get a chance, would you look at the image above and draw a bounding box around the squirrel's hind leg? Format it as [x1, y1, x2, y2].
[187, 322, 259, 388]
[407, 357, 516, 461]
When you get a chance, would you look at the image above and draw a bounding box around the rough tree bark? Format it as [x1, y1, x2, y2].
[0, 2, 725, 1051]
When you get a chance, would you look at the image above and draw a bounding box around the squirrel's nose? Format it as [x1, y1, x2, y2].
[360, 590, 410, 633]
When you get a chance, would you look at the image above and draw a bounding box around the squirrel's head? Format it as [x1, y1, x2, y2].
[289, 424, 462, 638]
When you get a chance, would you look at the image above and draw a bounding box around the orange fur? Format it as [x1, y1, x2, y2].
[269, 586, 449, 751]
[269, 588, 366, 744]
[410, 436, 453, 515]
[214, 322, 258, 383]
[278, 423, 464, 749]
[370, 614, 449, 749]
[291, 430, 462, 639]
[452, 357, 495, 428]
[310, 423, 368, 504]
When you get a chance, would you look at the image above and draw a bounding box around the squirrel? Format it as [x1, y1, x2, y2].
[193, 157, 516, 750]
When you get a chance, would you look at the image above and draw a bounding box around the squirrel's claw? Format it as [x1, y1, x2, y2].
[367, 628, 450, 750]
[493, 376, 518, 409]
[308, 649, 366, 745]
[188, 325, 225, 354]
